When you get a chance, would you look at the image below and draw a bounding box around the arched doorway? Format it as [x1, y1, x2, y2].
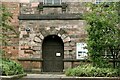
[42, 35, 64, 72]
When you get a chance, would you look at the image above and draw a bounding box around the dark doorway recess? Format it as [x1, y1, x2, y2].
[42, 35, 64, 72]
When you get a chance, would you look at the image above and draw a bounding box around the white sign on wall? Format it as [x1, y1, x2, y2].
[76, 43, 88, 59]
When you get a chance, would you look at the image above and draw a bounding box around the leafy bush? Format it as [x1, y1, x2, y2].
[0, 58, 24, 76]
[84, 2, 120, 67]
[65, 64, 119, 77]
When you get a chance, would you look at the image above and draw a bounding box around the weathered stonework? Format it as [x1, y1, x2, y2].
[18, 2, 87, 72]
[19, 20, 86, 57]
[1, 2, 20, 60]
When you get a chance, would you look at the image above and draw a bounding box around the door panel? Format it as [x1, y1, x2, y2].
[42, 35, 64, 72]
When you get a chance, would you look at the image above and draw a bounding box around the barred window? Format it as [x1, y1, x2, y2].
[95, 0, 102, 4]
[44, 0, 61, 4]
[44, 0, 52, 4]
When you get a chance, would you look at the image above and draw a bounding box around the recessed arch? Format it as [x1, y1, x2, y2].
[42, 35, 64, 72]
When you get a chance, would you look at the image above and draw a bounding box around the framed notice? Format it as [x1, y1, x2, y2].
[76, 43, 88, 59]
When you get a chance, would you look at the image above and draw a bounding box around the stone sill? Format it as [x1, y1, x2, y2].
[43, 4, 63, 7]
[38, 2, 67, 8]
[18, 58, 43, 61]
[18, 58, 120, 63]
[63, 59, 89, 62]
[18, 58, 87, 62]
[0, 73, 27, 79]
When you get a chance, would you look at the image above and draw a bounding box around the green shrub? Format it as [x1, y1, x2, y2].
[65, 64, 119, 77]
[0, 49, 24, 76]
[0, 58, 24, 76]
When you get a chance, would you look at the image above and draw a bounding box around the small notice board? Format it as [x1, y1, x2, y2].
[76, 43, 88, 59]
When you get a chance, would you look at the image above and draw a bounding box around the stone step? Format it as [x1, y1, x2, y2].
[1, 74, 120, 80]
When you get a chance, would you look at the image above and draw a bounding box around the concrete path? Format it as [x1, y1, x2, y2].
[23, 74, 66, 78]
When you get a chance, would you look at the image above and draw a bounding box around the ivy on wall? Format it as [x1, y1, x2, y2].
[0, 4, 18, 46]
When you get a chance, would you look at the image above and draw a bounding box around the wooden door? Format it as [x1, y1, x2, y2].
[42, 35, 64, 72]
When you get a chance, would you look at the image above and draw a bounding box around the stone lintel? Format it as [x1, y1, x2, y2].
[18, 13, 83, 20]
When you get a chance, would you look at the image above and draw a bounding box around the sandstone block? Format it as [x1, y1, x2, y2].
[63, 36, 71, 42]
[64, 47, 72, 50]
[34, 36, 42, 43]
[24, 50, 33, 54]
[32, 46, 41, 51]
